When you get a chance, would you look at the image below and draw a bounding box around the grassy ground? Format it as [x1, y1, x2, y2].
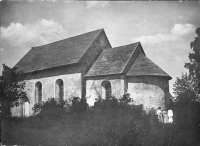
[0, 109, 176, 145]
[2, 99, 200, 146]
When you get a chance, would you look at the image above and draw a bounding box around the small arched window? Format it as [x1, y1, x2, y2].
[102, 81, 112, 99]
[35, 82, 42, 103]
[55, 79, 64, 100]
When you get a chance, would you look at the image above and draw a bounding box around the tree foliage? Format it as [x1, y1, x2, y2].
[0, 64, 28, 118]
[184, 27, 200, 96]
[173, 27, 200, 102]
[172, 27, 200, 144]
[173, 73, 196, 103]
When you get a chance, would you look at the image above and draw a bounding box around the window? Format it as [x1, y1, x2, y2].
[105, 82, 111, 99]
[55, 79, 64, 100]
[35, 82, 42, 103]
[102, 81, 112, 99]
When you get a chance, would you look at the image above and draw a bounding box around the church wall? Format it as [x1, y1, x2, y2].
[11, 105, 23, 117]
[24, 64, 81, 80]
[11, 65, 82, 117]
[81, 31, 111, 74]
[86, 75, 124, 106]
[80, 31, 112, 97]
[24, 72, 81, 116]
[11, 102, 29, 117]
[126, 76, 169, 111]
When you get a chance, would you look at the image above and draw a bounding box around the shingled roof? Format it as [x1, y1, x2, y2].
[85, 42, 139, 76]
[14, 29, 103, 73]
[126, 53, 172, 79]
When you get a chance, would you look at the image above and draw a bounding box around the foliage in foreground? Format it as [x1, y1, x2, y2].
[0, 64, 28, 118]
[184, 27, 200, 96]
[172, 27, 200, 145]
[2, 95, 200, 146]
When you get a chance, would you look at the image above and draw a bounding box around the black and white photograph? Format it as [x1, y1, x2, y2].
[0, 1, 200, 145]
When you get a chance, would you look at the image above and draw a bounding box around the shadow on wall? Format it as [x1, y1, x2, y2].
[127, 75, 170, 110]
[24, 64, 81, 80]
[126, 75, 169, 90]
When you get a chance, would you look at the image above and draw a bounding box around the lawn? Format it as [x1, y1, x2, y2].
[1, 98, 200, 146]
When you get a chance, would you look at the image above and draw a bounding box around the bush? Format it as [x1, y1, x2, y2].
[119, 93, 133, 105]
[32, 98, 67, 119]
[71, 97, 88, 113]
[93, 93, 133, 110]
[173, 101, 200, 144]
[6, 94, 200, 145]
[32, 97, 89, 120]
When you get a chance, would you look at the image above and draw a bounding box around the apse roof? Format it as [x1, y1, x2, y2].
[126, 53, 172, 79]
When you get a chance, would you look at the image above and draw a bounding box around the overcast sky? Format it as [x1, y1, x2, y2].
[1, 1, 200, 94]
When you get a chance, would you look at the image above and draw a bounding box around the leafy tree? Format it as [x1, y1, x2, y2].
[184, 27, 200, 99]
[173, 27, 200, 144]
[173, 73, 196, 103]
[173, 27, 200, 102]
[0, 64, 28, 118]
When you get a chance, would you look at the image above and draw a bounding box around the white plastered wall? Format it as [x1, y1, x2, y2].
[126, 76, 169, 111]
[11, 73, 81, 117]
[86, 78, 124, 106]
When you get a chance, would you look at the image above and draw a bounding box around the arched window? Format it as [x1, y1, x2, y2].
[55, 79, 64, 100]
[102, 81, 112, 99]
[35, 82, 42, 103]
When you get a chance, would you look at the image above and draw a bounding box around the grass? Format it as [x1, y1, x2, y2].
[1, 109, 168, 145]
[2, 98, 200, 146]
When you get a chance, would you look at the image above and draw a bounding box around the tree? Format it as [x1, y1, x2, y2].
[184, 27, 200, 99]
[0, 64, 28, 118]
[173, 27, 200, 144]
[173, 27, 200, 102]
[173, 73, 196, 103]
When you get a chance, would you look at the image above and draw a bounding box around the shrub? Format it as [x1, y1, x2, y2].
[93, 93, 133, 110]
[71, 97, 88, 113]
[119, 93, 133, 105]
[6, 94, 196, 145]
[32, 98, 67, 119]
[32, 97, 89, 119]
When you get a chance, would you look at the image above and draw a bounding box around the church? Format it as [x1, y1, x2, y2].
[12, 29, 172, 117]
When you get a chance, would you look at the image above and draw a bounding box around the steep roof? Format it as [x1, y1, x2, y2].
[85, 42, 139, 76]
[14, 29, 103, 73]
[126, 53, 172, 79]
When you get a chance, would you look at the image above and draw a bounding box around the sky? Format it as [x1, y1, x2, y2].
[0, 1, 200, 94]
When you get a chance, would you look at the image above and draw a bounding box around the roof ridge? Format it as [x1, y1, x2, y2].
[33, 28, 103, 49]
[120, 42, 140, 74]
[100, 42, 140, 53]
[112, 42, 140, 49]
[78, 29, 104, 62]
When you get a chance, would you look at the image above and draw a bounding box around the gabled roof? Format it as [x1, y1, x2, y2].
[85, 42, 139, 77]
[14, 29, 103, 73]
[126, 53, 172, 79]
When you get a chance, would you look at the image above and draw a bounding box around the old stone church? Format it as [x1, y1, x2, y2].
[11, 29, 172, 117]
